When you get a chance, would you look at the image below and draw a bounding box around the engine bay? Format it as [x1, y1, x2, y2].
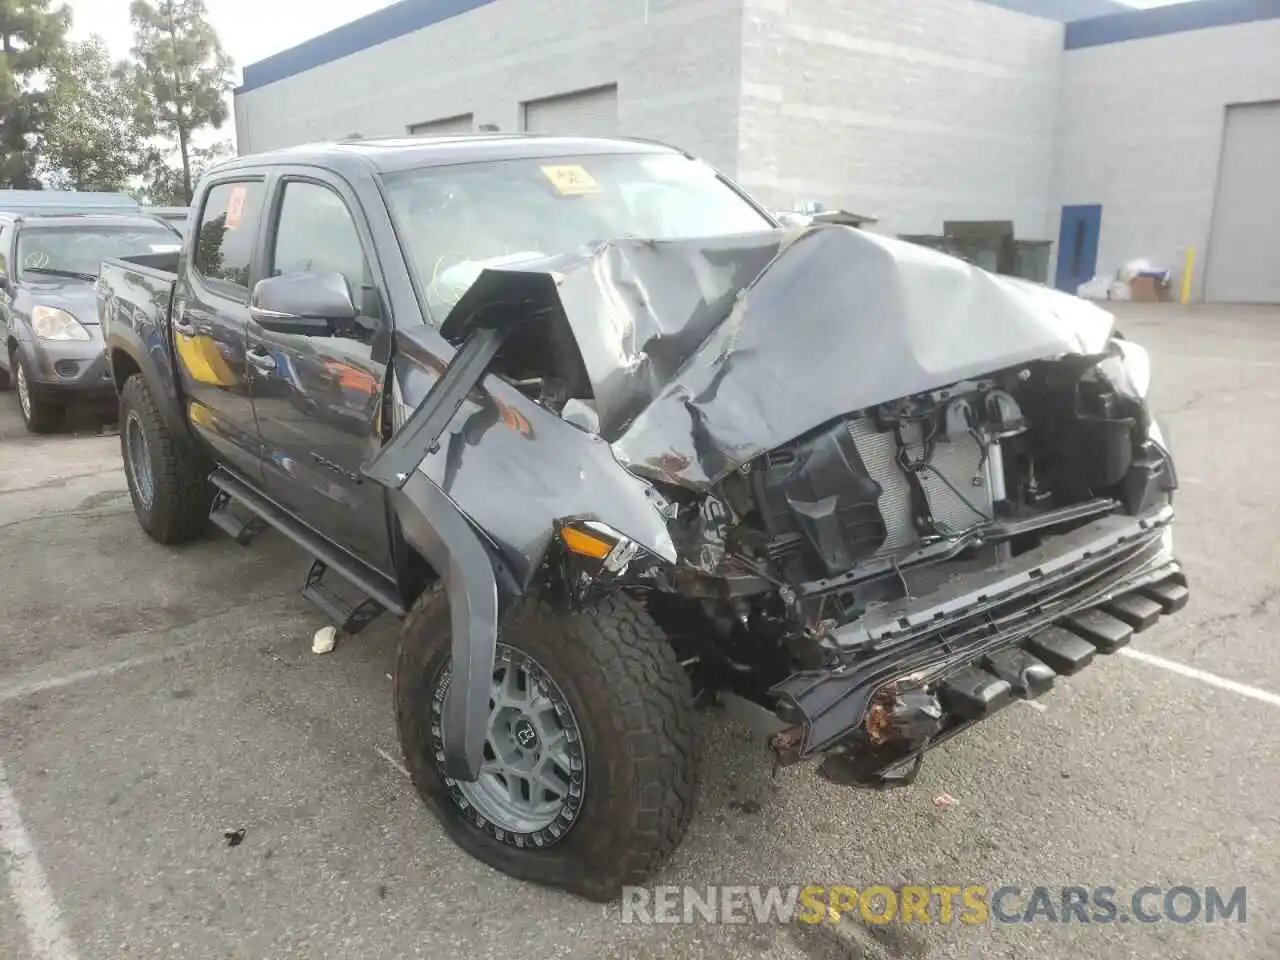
[658, 348, 1176, 656]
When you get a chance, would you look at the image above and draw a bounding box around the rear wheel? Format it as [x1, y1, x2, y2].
[12, 351, 62, 434]
[395, 589, 699, 901]
[119, 374, 213, 544]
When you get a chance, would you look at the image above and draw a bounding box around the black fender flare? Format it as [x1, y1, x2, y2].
[391, 471, 503, 782]
[104, 327, 195, 448]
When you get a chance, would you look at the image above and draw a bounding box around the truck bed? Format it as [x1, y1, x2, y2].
[97, 253, 178, 334]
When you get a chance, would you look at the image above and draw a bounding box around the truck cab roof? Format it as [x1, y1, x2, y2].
[207, 133, 686, 179]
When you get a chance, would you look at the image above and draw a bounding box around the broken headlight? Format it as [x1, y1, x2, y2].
[556, 518, 668, 591]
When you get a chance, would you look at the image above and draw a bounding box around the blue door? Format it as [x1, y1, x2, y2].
[1055, 204, 1102, 293]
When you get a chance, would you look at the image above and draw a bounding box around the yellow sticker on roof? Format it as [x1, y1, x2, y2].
[540, 164, 601, 196]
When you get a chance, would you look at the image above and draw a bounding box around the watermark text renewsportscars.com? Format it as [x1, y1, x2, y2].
[621, 885, 1247, 926]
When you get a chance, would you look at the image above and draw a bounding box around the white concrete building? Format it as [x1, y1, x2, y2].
[233, 0, 1280, 302]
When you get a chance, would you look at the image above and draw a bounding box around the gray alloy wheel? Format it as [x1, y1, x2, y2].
[436, 643, 586, 843]
[15, 358, 31, 420]
[124, 409, 156, 510]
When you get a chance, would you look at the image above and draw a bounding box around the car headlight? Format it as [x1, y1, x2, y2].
[31, 306, 90, 341]
[556, 518, 673, 591]
[560, 520, 644, 573]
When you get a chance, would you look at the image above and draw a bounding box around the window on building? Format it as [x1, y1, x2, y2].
[194, 181, 266, 297]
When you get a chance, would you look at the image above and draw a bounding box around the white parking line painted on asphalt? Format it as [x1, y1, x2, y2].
[1119, 647, 1280, 708]
[1018, 698, 1048, 713]
[0, 761, 80, 960]
[375, 747, 411, 780]
[0, 639, 212, 705]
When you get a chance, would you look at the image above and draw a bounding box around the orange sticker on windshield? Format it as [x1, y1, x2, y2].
[540, 164, 601, 196]
[225, 186, 248, 228]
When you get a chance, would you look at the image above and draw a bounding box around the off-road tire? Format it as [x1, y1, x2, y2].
[395, 587, 700, 901]
[12, 350, 62, 433]
[119, 373, 213, 544]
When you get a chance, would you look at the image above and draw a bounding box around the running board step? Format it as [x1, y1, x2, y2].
[301, 559, 386, 635]
[209, 490, 269, 545]
[207, 470, 406, 631]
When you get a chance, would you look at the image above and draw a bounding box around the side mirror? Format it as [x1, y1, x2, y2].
[249, 271, 357, 336]
[0, 269, 10, 293]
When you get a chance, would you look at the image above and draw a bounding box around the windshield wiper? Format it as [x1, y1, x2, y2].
[23, 267, 98, 282]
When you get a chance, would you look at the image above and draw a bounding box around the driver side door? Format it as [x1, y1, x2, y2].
[246, 171, 393, 574]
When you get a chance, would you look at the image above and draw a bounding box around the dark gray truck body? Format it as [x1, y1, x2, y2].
[98, 134, 1186, 798]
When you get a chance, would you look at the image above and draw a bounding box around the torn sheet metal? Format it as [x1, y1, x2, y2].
[391, 329, 676, 590]
[434, 224, 1115, 493]
[607, 225, 1115, 489]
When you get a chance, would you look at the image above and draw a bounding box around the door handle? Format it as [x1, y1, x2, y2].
[172, 318, 196, 336]
[247, 348, 277, 373]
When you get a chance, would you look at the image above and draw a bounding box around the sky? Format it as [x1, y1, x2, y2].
[66, 0, 1198, 74]
[66, 0, 403, 75]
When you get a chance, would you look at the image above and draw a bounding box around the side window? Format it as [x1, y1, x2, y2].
[0, 223, 12, 275]
[270, 181, 382, 328]
[194, 181, 266, 298]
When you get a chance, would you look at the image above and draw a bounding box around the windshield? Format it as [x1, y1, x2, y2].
[17, 225, 181, 281]
[381, 152, 774, 320]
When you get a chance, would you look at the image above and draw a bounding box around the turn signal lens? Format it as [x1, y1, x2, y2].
[561, 526, 614, 560]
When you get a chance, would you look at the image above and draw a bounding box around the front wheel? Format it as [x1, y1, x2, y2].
[13, 351, 62, 433]
[395, 590, 700, 901]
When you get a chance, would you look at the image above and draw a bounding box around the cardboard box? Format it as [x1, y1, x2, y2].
[1128, 275, 1172, 303]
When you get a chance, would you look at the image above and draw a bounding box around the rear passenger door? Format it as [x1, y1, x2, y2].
[247, 171, 393, 574]
[172, 178, 268, 483]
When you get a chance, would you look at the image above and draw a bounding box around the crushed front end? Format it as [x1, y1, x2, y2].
[372, 222, 1188, 790]
[639, 340, 1185, 789]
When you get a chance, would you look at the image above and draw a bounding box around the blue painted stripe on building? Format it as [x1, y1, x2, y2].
[237, 0, 498, 93]
[1066, 0, 1280, 49]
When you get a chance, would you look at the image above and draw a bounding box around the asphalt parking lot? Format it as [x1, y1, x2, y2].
[2, 303, 1278, 960]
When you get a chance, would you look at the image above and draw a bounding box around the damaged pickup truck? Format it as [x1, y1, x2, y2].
[98, 135, 1187, 901]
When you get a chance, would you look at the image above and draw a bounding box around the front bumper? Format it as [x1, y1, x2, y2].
[769, 506, 1186, 788]
[23, 333, 115, 402]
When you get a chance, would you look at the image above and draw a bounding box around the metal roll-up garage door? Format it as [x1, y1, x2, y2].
[1204, 101, 1280, 304]
[408, 113, 474, 136]
[522, 85, 618, 137]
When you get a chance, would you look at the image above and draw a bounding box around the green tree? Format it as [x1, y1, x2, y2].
[129, 0, 233, 204]
[41, 36, 149, 191]
[137, 138, 230, 206]
[0, 0, 71, 188]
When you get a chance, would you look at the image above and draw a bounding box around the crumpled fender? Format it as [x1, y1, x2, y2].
[390, 472, 501, 782]
[363, 285, 675, 782]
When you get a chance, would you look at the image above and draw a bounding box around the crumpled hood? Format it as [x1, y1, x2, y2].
[611, 226, 1116, 488]
[441, 224, 1116, 492]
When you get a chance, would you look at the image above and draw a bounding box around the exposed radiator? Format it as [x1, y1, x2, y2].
[847, 416, 994, 550]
